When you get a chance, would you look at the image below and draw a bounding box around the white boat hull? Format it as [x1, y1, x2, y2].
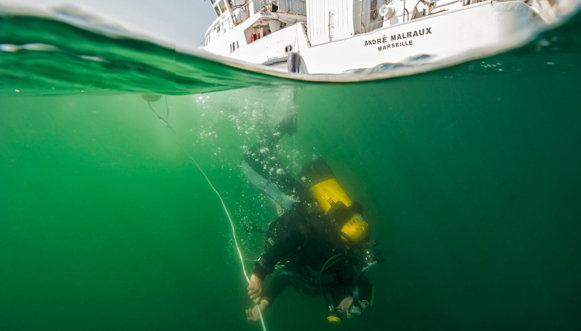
[200, 0, 578, 76]
[300, 1, 540, 74]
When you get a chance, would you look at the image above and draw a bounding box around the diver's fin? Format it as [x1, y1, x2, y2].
[275, 111, 297, 136]
[268, 196, 286, 216]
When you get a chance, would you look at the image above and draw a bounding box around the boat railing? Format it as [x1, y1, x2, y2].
[205, 15, 237, 46]
[353, 0, 470, 34]
[354, 0, 393, 33]
[231, 2, 252, 26]
[257, 0, 307, 15]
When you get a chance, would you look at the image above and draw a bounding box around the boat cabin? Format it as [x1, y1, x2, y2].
[203, 0, 489, 49]
[204, 0, 307, 47]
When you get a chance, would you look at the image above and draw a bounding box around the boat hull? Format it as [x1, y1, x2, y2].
[201, 1, 547, 75]
[300, 1, 541, 74]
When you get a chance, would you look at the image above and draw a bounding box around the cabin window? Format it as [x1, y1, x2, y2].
[219, 1, 227, 13]
[210, 0, 216, 4]
[236, 41, 240, 49]
[214, 6, 221, 17]
[285, 45, 293, 53]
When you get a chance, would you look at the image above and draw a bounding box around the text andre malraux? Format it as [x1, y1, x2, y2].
[364, 27, 432, 51]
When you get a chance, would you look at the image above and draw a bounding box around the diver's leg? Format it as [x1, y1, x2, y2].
[272, 87, 298, 138]
[244, 110, 297, 163]
[246, 87, 298, 158]
[241, 107, 302, 207]
[243, 86, 298, 171]
[272, 109, 297, 137]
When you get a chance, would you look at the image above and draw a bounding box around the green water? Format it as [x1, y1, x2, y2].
[1, 12, 581, 331]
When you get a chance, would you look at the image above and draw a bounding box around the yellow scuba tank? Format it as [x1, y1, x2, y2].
[299, 158, 369, 245]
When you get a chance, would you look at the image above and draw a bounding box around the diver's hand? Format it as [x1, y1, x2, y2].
[338, 297, 354, 319]
[247, 274, 263, 304]
[338, 296, 369, 319]
[246, 299, 270, 322]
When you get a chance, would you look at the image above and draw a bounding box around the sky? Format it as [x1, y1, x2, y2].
[174, 0, 220, 48]
[0, 0, 218, 48]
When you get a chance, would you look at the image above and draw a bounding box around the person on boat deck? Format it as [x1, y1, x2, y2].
[241, 113, 379, 323]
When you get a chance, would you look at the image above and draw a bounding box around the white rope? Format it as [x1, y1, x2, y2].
[175, 140, 267, 331]
[147, 97, 267, 329]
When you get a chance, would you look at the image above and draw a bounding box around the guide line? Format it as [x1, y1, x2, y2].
[147, 97, 267, 331]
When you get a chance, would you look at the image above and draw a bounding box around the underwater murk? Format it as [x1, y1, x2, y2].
[1, 9, 581, 331]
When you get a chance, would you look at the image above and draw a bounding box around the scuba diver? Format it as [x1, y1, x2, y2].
[241, 111, 384, 323]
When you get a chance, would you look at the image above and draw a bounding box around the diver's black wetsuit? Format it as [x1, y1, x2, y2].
[242, 123, 373, 308]
[253, 205, 374, 307]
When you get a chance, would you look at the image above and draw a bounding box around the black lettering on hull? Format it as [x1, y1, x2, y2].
[365, 27, 432, 51]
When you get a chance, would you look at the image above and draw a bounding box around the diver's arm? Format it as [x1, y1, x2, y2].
[247, 230, 304, 304]
[252, 230, 305, 280]
[247, 274, 263, 304]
